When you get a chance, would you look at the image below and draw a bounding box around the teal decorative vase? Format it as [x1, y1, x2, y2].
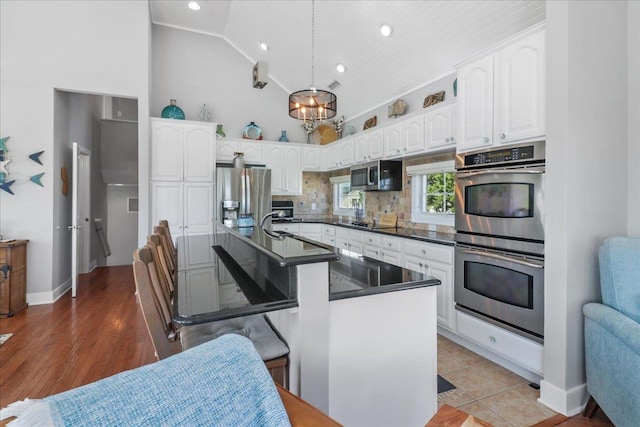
[161, 99, 185, 120]
[278, 130, 289, 142]
[216, 124, 226, 138]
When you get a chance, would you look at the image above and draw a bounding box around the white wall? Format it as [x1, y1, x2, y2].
[629, 1, 640, 236]
[0, 0, 150, 301]
[151, 25, 309, 143]
[541, 0, 633, 415]
[106, 186, 138, 266]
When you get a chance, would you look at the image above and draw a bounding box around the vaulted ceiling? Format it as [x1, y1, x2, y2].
[149, 0, 546, 120]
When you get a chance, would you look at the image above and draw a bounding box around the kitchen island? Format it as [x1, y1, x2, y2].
[174, 223, 441, 426]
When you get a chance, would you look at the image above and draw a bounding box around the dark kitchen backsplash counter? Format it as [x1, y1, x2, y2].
[275, 217, 456, 246]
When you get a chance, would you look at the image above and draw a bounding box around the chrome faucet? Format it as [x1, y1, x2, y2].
[260, 210, 285, 229]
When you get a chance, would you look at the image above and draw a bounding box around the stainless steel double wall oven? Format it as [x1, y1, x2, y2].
[454, 140, 545, 343]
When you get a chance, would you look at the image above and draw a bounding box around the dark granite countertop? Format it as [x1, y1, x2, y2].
[274, 218, 456, 246]
[328, 247, 441, 301]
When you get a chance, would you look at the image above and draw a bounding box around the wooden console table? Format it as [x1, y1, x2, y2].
[0, 240, 29, 317]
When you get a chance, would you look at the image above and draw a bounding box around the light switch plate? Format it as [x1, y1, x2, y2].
[312, 203, 317, 210]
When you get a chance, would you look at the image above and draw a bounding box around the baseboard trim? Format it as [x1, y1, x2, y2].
[538, 380, 587, 416]
[26, 279, 71, 305]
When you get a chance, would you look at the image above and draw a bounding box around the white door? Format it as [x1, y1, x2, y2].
[71, 142, 91, 298]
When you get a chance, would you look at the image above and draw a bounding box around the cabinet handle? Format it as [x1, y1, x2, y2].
[396, 149, 400, 153]
[445, 138, 450, 143]
[489, 336, 496, 343]
[422, 249, 426, 254]
[450, 136, 455, 141]
[403, 147, 407, 151]
[501, 133, 506, 139]
[387, 243, 392, 247]
[419, 262, 423, 267]
[483, 137, 490, 143]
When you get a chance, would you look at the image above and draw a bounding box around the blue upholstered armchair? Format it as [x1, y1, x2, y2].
[583, 236, 640, 427]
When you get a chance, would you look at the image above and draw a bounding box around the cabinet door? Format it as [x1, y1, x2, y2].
[404, 254, 427, 274]
[183, 124, 214, 182]
[494, 30, 545, 145]
[216, 139, 237, 163]
[238, 141, 263, 164]
[151, 182, 183, 238]
[367, 128, 384, 160]
[284, 146, 302, 194]
[457, 55, 494, 151]
[151, 120, 183, 181]
[354, 135, 368, 163]
[384, 122, 403, 158]
[326, 145, 340, 170]
[404, 114, 425, 155]
[427, 260, 454, 330]
[184, 183, 213, 235]
[339, 139, 354, 167]
[302, 146, 322, 171]
[426, 103, 456, 150]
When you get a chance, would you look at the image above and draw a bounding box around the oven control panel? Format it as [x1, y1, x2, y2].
[456, 140, 545, 170]
[463, 146, 535, 166]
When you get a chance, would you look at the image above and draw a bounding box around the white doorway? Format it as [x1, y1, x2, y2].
[71, 142, 91, 298]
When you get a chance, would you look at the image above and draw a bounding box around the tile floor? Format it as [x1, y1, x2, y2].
[437, 334, 558, 427]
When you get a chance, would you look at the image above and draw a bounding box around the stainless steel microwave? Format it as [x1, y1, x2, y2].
[350, 160, 402, 191]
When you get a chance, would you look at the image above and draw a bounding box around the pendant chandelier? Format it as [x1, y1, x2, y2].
[288, 0, 337, 123]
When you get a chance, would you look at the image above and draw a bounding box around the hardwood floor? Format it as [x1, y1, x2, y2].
[0, 266, 156, 408]
[0, 267, 617, 426]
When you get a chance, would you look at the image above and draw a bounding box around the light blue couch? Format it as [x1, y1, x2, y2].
[583, 236, 640, 427]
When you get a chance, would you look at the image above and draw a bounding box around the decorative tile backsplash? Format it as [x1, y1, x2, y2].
[272, 150, 456, 233]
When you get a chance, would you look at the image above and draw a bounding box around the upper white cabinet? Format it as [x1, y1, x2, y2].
[216, 138, 264, 164]
[354, 128, 384, 163]
[265, 143, 302, 195]
[327, 138, 355, 170]
[150, 118, 215, 182]
[425, 100, 457, 151]
[384, 114, 425, 158]
[456, 26, 545, 152]
[302, 146, 322, 171]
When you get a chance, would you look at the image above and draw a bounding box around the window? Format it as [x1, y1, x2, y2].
[330, 175, 364, 216]
[407, 161, 455, 226]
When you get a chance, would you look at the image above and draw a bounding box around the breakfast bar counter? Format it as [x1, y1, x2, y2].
[174, 223, 441, 426]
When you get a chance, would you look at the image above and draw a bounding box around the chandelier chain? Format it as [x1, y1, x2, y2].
[311, 0, 315, 89]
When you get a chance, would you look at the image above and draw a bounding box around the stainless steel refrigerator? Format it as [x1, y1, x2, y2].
[215, 167, 271, 228]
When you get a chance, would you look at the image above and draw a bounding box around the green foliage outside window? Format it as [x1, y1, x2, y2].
[337, 182, 363, 210]
[422, 172, 455, 214]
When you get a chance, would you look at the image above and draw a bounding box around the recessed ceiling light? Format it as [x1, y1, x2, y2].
[188, 2, 200, 11]
[336, 63, 347, 73]
[260, 42, 269, 51]
[380, 24, 393, 37]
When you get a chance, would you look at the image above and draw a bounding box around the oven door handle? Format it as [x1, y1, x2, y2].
[456, 169, 544, 178]
[458, 249, 544, 269]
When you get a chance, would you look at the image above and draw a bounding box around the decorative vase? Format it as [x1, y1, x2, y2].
[232, 152, 246, 168]
[161, 99, 185, 120]
[453, 78, 458, 97]
[242, 122, 263, 140]
[278, 130, 289, 142]
[216, 124, 226, 138]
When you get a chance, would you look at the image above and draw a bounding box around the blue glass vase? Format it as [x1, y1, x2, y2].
[278, 130, 289, 142]
[161, 99, 185, 120]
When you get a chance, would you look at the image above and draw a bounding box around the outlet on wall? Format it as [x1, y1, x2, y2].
[311, 203, 317, 210]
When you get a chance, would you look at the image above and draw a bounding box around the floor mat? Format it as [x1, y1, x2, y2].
[437, 375, 456, 394]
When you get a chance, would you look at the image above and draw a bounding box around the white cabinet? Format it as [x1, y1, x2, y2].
[384, 114, 425, 158]
[425, 101, 457, 151]
[494, 29, 545, 145]
[321, 225, 336, 246]
[265, 144, 302, 195]
[272, 223, 301, 234]
[151, 182, 214, 240]
[150, 118, 215, 182]
[457, 27, 545, 151]
[403, 240, 455, 330]
[327, 138, 355, 170]
[179, 268, 218, 314]
[302, 146, 322, 171]
[335, 227, 350, 251]
[380, 236, 403, 266]
[219, 282, 249, 310]
[354, 129, 384, 163]
[216, 139, 264, 164]
[299, 223, 322, 242]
